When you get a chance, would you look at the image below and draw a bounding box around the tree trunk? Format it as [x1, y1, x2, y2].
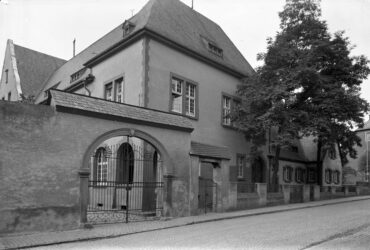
[271, 145, 281, 192]
[316, 138, 322, 186]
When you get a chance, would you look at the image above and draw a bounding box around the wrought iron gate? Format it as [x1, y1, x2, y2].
[87, 137, 163, 224]
[198, 177, 217, 213]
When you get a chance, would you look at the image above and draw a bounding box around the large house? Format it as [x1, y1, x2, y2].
[0, 0, 343, 230]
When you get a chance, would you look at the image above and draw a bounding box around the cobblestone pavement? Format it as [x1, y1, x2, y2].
[31, 199, 370, 250]
[1, 196, 369, 250]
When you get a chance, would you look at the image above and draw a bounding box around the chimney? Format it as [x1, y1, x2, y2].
[73, 38, 76, 57]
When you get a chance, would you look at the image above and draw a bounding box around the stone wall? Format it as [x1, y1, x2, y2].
[0, 101, 191, 234]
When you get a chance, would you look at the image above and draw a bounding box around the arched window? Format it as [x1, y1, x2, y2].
[116, 143, 134, 184]
[94, 148, 108, 182]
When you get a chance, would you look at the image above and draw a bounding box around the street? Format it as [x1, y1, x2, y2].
[33, 199, 370, 250]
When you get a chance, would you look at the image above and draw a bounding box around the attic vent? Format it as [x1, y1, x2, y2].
[208, 43, 223, 57]
[70, 68, 87, 83]
[122, 21, 135, 37]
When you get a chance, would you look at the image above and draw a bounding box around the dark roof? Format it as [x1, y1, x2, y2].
[13, 44, 66, 97]
[278, 149, 308, 163]
[142, 0, 253, 76]
[49, 89, 193, 132]
[38, 0, 253, 100]
[190, 141, 231, 159]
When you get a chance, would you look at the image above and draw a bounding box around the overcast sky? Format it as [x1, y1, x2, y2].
[0, 0, 369, 105]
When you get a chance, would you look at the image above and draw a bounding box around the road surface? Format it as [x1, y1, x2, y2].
[33, 199, 370, 249]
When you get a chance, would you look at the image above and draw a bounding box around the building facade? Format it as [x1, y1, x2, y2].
[0, 0, 344, 232]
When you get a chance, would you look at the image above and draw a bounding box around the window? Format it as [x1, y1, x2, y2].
[94, 148, 108, 183]
[333, 170, 340, 184]
[7, 92, 11, 101]
[105, 83, 113, 101]
[307, 168, 316, 183]
[295, 168, 304, 183]
[222, 96, 231, 125]
[208, 43, 223, 57]
[170, 76, 197, 118]
[283, 165, 293, 183]
[5, 69, 8, 83]
[122, 21, 135, 37]
[186, 83, 196, 117]
[237, 154, 245, 178]
[70, 68, 86, 83]
[104, 76, 124, 103]
[1, 97, 4, 100]
[325, 169, 332, 184]
[222, 94, 241, 127]
[115, 77, 124, 103]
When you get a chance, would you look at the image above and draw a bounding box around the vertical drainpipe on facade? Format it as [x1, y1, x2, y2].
[83, 68, 92, 96]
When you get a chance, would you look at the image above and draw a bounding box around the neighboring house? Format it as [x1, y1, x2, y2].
[0, 0, 343, 226]
[0, 39, 66, 101]
[343, 120, 370, 184]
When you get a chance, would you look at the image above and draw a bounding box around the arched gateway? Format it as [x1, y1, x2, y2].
[82, 129, 169, 224]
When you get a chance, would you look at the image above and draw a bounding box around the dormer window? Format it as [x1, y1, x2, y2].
[208, 42, 223, 57]
[122, 21, 135, 37]
[70, 68, 86, 83]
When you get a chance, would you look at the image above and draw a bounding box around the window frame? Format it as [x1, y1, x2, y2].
[169, 73, 199, 119]
[221, 93, 241, 128]
[325, 169, 332, 184]
[283, 165, 293, 183]
[333, 170, 340, 184]
[295, 168, 305, 183]
[236, 154, 246, 179]
[94, 148, 108, 184]
[103, 75, 124, 103]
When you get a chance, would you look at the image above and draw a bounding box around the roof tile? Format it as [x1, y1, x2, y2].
[50, 90, 193, 132]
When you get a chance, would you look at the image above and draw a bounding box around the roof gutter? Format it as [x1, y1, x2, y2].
[84, 28, 247, 78]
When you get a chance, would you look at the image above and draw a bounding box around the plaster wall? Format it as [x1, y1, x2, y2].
[147, 39, 250, 164]
[88, 39, 145, 106]
[0, 101, 191, 234]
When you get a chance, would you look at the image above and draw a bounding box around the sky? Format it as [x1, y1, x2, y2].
[0, 0, 369, 104]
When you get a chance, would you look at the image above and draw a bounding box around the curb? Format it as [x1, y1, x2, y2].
[3, 196, 370, 250]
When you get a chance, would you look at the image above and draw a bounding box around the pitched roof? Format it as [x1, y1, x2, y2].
[37, 0, 253, 100]
[49, 89, 193, 132]
[190, 141, 231, 159]
[13, 44, 66, 97]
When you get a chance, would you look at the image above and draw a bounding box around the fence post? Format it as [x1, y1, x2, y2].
[79, 169, 90, 226]
[256, 183, 267, 206]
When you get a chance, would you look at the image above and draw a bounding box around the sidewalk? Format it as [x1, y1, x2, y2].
[1, 195, 370, 250]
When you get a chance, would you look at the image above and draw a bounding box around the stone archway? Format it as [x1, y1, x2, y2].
[79, 128, 172, 224]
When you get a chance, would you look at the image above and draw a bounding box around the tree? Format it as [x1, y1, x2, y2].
[236, 0, 370, 190]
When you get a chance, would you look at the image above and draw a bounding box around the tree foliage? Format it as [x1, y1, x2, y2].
[237, 0, 370, 164]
